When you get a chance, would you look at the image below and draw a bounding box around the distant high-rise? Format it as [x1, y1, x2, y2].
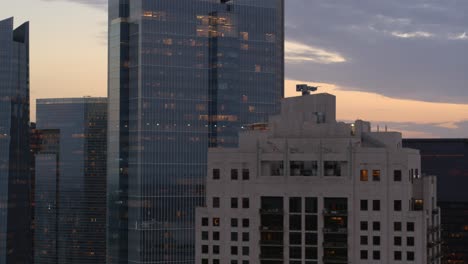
[35, 97, 107, 264]
[107, 0, 284, 263]
[0, 17, 32, 264]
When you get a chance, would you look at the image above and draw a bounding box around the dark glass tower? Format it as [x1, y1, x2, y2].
[0, 17, 32, 264]
[35, 98, 107, 264]
[107, 0, 284, 263]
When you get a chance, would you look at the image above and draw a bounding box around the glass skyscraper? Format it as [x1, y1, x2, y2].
[0, 17, 32, 264]
[107, 0, 284, 263]
[35, 97, 108, 264]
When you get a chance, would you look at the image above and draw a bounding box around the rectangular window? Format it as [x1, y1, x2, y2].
[394, 200, 402, 211]
[213, 245, 219, 254]
[394, 222, 402, 231]
[407, 252, 415, 261]
[289, 215, 301, 230]
[242, 218, 249, 228]
[373, 251, 381, 260]
[360, 169, 369, 181]
[242, 169, 250, 180]
[213, 232, 220, 241]
[213, 197, 220, 208]
[213, 169, 220, 180]
[231, 169, 238, 180]
[305, 215, 317, 231]
[373, 236, 380, 246]
[373, 200, 380, 211]
[360, 221, 368, 231]
[407, 237, 414, 246]
[394, 236, 402, 246]
[213, 218, 220, 227]
[242, 247, 249, 256]
[305, 247, 317, 260]
[202, 245, 208, 254]
[289, 197, 301, 213]
[305, 233, 317, 245]
[360, 250, 368, 260]
[394, 170, 402, 181]
[290, 161, 318, 176]
[373, 221, 380, 231]
[372, 170, 381, 181]
[305, 197, 318, 213]
[231, 246, 238, 255]
[407, 222, 415, 232]
[231, 232, 238, 241]
[202, 217, 209, 226]
[242, 198, 250, 209]
[261, 161, 284, 176]
[360, 236, 368, 245]
[202, 231, 208, 240]
[231, 198, 238, 209]
[394, 251, 402, 260]
[242, 232, 249, 242]
[231, 218, 238, 227]
[290, 246, 302, 259]
[360, 200, 368, 211]
[290, 233, 301, 245]
[324, 161, 345, 176]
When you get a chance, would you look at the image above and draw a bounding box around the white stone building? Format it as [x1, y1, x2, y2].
[196, 93, 441, 264]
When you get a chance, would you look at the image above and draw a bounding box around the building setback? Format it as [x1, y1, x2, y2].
[403, 139, 468, 264]
[107, 0, 284, 263]
[0, 17, 32, 264]
[196, 93, 442, 264]
[34, 97, 107, 264]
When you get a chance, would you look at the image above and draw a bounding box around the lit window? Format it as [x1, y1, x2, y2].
[360, 170, 368, 181]
[372, 170, 381, 181]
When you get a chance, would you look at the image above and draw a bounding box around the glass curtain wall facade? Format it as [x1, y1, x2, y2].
[0, 17, 32, 264]
[35, 98, 107, 264]
[107, 0, 284, 263]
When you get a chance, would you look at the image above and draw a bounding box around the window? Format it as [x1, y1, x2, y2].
[202, 245, 208, 254]
[407, 251, 415, 261]
[231, 218, 238, 227]
[231, 232, 238, 241]
[242, 218, 249, 228]
[361, 221, 368, 231]
[213, 197, 220, 208]
[360, 236, 368, 245]
[231, 261, 238, 264]
[407, 222, 415, 232]
[290, 161, 318, 176]
[360, 200, 368, 211]
[394, 236, 402, 246]
[360, 250, 368, 260]
[231, 169, 238, 180]
[213, 232, 220, 241]
[231, 198, 238, 209]
[407, 237, 414, 246]
[242, 198, 250, 209]
[394, 170, 402, 181]
[242, 232, 249, 242]
[242, 247, 249, 256]
[373, 200, 380, 211]
[202, 217, 209, 226]
[202, 231, 208, 240]
[373, 251, 381, 260]
[290, 233, 301, 245]
[373, 221, 380, 231]
[305, 247, 317, 259]
[394, 251, 402, 260]
[231, 246, 238, 255]
[305, 197, 317, 213]
[290, 197, 302, 213]
[372, 170, 381, 181]
[373, 236, 380, 245]
[394, 222, 402, 231]
[213, 218, 220, 227]
[242, 169, 250, 180]
[305, 233, 317, 245]
[290, 247, 302, 259]
[213, 169, 220, 180]
[305, 215, 317, 231]
[394, 200, 402, 211]
[213, 260, 220, 264]
[202, 259, 208, 264]
[289, 215, 301, 230]
[242, 261, 249, 264]
[360, 170, 369, 181]
[213, 245, 220, 254]
[324, 161, 344, 176]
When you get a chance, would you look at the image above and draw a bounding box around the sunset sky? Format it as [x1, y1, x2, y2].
[1, 0, 467, 138]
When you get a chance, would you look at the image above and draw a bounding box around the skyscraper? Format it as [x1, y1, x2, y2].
[107, 0, 284, 263]
[0, 17, 32, 264]
[35, 97, 107, 264]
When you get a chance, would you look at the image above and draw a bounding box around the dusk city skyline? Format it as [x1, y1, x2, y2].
[1, 0, 467, 138]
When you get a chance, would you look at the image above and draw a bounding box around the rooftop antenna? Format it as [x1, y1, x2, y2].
[296, 84, 319, 96]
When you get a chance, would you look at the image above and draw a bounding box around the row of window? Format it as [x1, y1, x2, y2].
[212, 197, 250, 209]
[360, 169, 403, 182]
[360, 221, 415, 232]
[360, 200, 403, 211]
[360, 250, 415, 261]
[213, 168, 250, 180]
[202, 260, 249, 264]
[201, 230, 250, 242]
[201, 245, 250, 256]
[360, 236, 414, 246]
[201, 217, 250, 228]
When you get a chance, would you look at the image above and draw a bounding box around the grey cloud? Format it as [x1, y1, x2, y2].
[41, 0, 107, 10]
[366, 120, 468, 138]
[285, 0, 468, 104]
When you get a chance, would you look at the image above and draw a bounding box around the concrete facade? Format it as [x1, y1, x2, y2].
[196, 93, 441, 264]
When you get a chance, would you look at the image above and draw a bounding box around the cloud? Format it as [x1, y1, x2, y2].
[391, 31, 434, 38]
[285, 41, 346, 64]
[41, 0, 107, 10]
[285, 0, 468, 104]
